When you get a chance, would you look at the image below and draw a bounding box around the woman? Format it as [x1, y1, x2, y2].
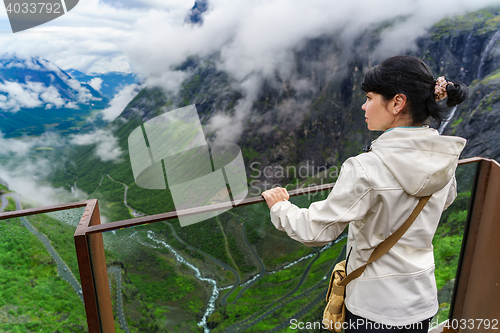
[262, 55, 467, 332]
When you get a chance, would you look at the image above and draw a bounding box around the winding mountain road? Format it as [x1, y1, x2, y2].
[106, 174, 144, 217]
[107, 265, 131, 333]
[103, 174, 242, 330]
[269, 244, 347, 332]
[228, 223, 267, 304]
[227, 246, 322, 332]
[227, 241, 347, 332]
[0, 193, 84, 303]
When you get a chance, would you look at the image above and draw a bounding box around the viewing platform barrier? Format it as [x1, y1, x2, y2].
[0, 157, 498, 332]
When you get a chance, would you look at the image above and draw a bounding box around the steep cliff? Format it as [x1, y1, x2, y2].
[415, 8, 500, 160]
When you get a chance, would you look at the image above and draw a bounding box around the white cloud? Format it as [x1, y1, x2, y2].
[0, 81, 42, 111]
[37, 85, 66, 107]
[65, 101, 78, 109]
[205, 74, 261, 142]
[0, 82, 42, 112]
[0, 135, 85, 206]
[70, 129, 123, 162]
[142, 70, 187, 95]
[88, 77, 103, 91]
[0, 131, 66, 156]
[61, 75, 96, 103]
[0, 79, 80, 111]
[101, 83, 140, 121]
[0, 158, 85, 206]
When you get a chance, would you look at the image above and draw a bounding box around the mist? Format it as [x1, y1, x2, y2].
[122, 0, 500, 142]
[100, 84, 141, 121]
[1, 0, 499, 206]
[0, 155, 86, 207]
[70, 128, 124, 162]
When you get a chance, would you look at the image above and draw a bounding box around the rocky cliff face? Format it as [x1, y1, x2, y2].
[446, 73, 500, 159]
[415, 8, 500, 160]
[115, 7, 500, 188]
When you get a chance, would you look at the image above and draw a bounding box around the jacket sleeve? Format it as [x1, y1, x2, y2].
[269, 157, 373, 247]
[443, 176, 457, 211]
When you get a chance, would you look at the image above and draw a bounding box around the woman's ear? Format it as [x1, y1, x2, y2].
[392, 93, 407, 115]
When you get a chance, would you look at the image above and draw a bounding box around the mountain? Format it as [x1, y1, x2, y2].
[0, 56, 109, 137]
[185, 0, 209, 24]
[65, 69, 139, 99]
[416, 10, 500, 159]
[113, 12, 500, 192]
[53, 7, 500, 218]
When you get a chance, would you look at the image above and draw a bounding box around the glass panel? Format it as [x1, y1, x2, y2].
[431, 161, 478, 325]
[93, 161, 478, 332]
[101, 189, 347, 332]
[0, 205, 88, 332]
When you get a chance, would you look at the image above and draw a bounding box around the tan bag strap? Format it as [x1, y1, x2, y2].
[339, 194, 432, 287]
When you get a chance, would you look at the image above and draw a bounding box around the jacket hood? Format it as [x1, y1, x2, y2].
[370, 127, 466, 196]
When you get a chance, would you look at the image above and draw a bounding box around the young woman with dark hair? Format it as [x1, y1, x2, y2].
[262, 55, 467, 332]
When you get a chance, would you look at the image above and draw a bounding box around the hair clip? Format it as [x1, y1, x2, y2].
[434, 76, 453, 102]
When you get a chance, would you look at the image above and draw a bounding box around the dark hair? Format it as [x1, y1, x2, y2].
[361, 55, 468, 127]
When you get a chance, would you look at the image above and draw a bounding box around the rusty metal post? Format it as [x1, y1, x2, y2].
[75, 200, 101, 332]
[74, 200, 116, 333]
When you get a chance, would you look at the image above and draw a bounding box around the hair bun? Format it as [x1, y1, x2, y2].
[446, 82, 468, 107]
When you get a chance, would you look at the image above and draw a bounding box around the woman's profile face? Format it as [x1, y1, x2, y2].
[361, 92, 396, 131]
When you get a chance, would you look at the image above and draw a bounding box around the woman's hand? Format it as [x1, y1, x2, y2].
[262, 187, 290, 209]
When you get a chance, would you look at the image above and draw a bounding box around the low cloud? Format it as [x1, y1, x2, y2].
[88, 77, 103, 91]
[70, 128, 123, 162]
[61, 75, 96, 103]
[101, 83, 140, 121]
[205, 75, 261, 142]
[3, 0, 499, 81]
[0, 81, 42, 111]
[142, 70, 187, 96]
[0, 80, 81, 112]
[0, 158, 86, 206]
[0, 131, 66, 156]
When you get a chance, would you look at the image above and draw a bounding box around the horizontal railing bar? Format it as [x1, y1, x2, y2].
[0, 158, 481, 229]
[457, 157, 484, 165]
[86, 182, 337, 234]
[85, 158, 483, 234]
[0, 200, 89, 221]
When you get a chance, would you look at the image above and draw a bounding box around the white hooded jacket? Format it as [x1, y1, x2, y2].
[270, 127, 467, 326]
